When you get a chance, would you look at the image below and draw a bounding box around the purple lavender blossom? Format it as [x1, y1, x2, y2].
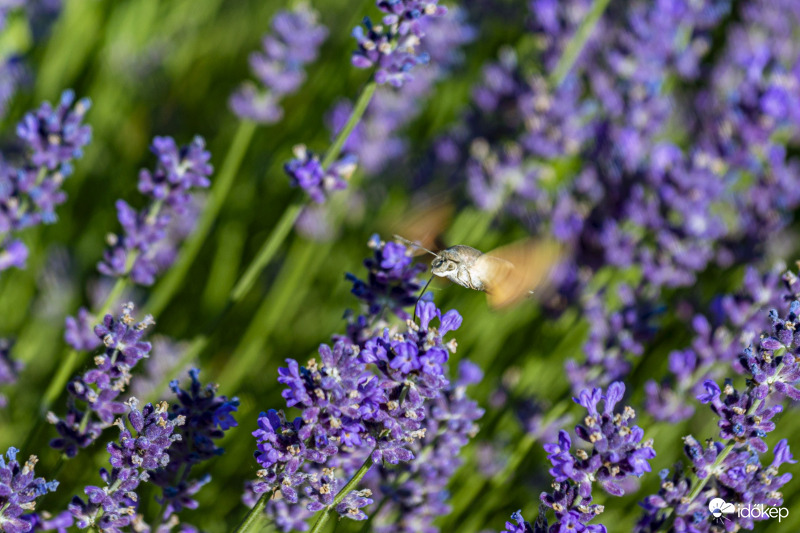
[49, 303, 155, 457]
[344, 234, 427, 324]
[501, 510, 535, 533]
[636, 293, 800, 531]
[351, 1, 446, 87]
[645, 266, 785, 422]
[532, 382, 655, 533]
[250, 294, 462, 523]
[64, 307, 102, 352]
[0, 90, 91, 271]
[0, 338, 21, 386]
[364, 359, 484, 532]
[284, 144, 356, 204]
[67, 399, 184, 531]
[149, 369, 238, 525]
[97, 136, 212, 286]
[0, 447, 59, 533]
[329, 7, 474, 176]
[229, 4, 327, 123]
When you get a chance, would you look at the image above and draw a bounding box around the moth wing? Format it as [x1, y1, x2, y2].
[477, 239, 563, 308]
[389, 198, 454, 256]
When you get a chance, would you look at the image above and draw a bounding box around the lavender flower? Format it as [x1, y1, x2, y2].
[351, 0, 446, 87]
[501, 510, 533, 533]
[532, 382, 655, 533]
[646, 266, 785, 422]
[149, 369, 238, 525]
[97, 136, 212, 286]
[0, 90, 91, 271]
[49, 303, 155, 457]
[284, 144, 356, 204]
[249, 287, 463, 524]
[229, 4, 327, 123]
[0, 447, 59, 533]
[364, 359, 483, 532]
[344, 234, 427, 324]
[636, 294, 800, 531]
[67, 399, 184, 531]
[64, 308, 102, 352]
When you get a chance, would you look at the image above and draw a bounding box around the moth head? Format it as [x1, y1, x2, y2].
[431, 253, 458, 276]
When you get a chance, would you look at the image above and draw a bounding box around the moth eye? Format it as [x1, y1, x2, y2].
[432, 258, 443, 268]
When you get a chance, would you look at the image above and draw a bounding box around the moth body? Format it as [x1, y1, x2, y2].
[431, 245, 486, 290]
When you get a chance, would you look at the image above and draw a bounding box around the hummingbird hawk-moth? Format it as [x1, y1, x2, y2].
[395, 235, 562, 309]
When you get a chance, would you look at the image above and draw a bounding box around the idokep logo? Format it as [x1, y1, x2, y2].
[708, 497, 790, 523]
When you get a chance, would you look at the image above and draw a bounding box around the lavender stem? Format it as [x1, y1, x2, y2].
[308, 454, 376, 533]
[548, 0, 611, 88]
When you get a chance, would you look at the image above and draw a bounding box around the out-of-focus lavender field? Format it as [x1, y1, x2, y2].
[2, 0, 800, 532]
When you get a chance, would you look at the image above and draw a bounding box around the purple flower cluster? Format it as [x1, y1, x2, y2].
[296, 8, 474, 242]
[250, 298, 461, 516]
[646, 267, 785, 422]
[329, 7, 474, 177]
[636, 296, 800, 531]
[97, 135, 212, 286]
[695, 0, 800, 251]
[284, 144, 356, 204]
[149, 369, 238, 525]
[68, 399, 184, 531]
[529, 382, 656, 533]
[0, 90, 91, 271]
[637, 439, 796, 532]
[230, 4, 328, 123]
[48, 303, 155, 457]
[344, 234, 427, 323]
[0, 447, 59, 533]
[351, 0, 447, 87]
[408, 0, 776, 406]
[242, 237, 480, 528]
[363, 360, 484, 533]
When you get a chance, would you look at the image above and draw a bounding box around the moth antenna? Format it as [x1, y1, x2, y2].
[393, 234, 439, 257]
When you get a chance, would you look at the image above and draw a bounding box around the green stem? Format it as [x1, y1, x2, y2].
[146, 120, 257, 317]
[233, 492, 270, 533]
[227, 79, 376, 305]
[322, 80, 376, 168]
[218, 239, 323, 391]
[309, 454, 376, 533]
[548, 0, 611, 88]
[228, 202, 303, 305]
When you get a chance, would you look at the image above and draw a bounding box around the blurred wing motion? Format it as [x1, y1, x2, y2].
[389, 199, 454, 256]
[474, 239, 562, 308]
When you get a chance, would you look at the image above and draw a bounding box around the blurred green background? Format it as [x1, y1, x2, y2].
[0, 0, 799, 531]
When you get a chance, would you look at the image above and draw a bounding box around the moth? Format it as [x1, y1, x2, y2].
[395, 235, 562, 309]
